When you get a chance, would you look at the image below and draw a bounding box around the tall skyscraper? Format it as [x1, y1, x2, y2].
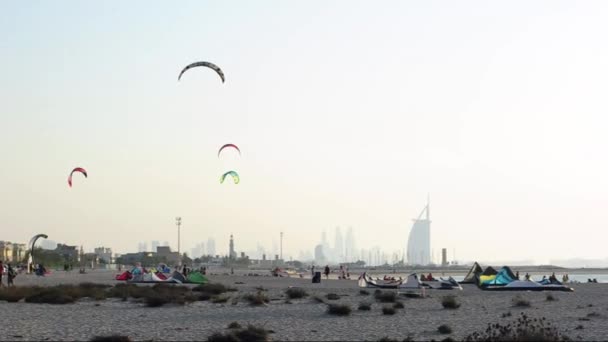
[334, 227, 344, 263]
[345, 226, 356, 262]
[229, 234, 236, 259]
[207, 238, 216, 256]
[151, 240, 160, 253]
[406, 197, 431, 266]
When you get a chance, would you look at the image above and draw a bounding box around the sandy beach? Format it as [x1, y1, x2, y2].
[0, 269, 606, 341]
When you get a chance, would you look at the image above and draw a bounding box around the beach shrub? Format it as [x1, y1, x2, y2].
[234, 325, 271, 341]
[512, 296, 531, 308]
[393, 301, 404, 309]
[90, 335, 132, 342]
[197, 292, 212, 301]
[545, 294, 557, 302]
[401, 292, 423, 299]
[359, 289, 370, 296]
[464, 313, 569, 341]
[326, 293, 340, 300]
[194, 283, 236, 295]
[208, 325, 271, 342]
[327, 303, 351, 316]
[587, 312, 601, 318]
[441, 295, 461, 309]
[312, 295, 325, 304]
[375, 291, 397, 303]
[377, 338, 398, 342]
[285, 288, 308, 299]
[25, 288, 75, 305]
[0, 287, 27, 302]
[382, 306, 396, 315]
[228, 322, 242, 329]
[207, 332, 240, 342]
[358, 302, 372, 311]
[211, 295, 231, 304]
[243, 292, 269, 306]
[144, 293, 169, 307]
[438, 324, 453, 334]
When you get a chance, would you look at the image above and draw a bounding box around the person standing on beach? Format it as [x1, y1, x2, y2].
[311, 265, 315, 277]
[7, 264, 16, 287]
[324, 265, 330, 279]
[0, 260, 4, 287]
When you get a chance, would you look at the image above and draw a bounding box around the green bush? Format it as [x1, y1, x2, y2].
[90, 335, 132, 342]
[327, 304, 351, 316]
[358, 302, 372, 311]
[512, 296, 531, 308]
[243, 292, 269, 306]
[382, 306, 396, 315]
[441, 295, 461, 309]
[438, 324, 452, 334]
[375, 291, 397, 303]
[326, 293, 340, 300]
[285, 288, 308, 299]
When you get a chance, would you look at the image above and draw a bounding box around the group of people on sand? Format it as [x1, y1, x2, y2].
[0, 260, 18, 287]
[310, 265, 350, 280]
[420, 273, 436, 281]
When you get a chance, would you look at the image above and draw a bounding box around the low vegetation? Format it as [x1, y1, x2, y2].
[437, 324, 453, 334]
[359, 289, 370, 296]
[285, 288, 308, 299]
[311, 295, 325, 304]
[393, 301, 404, 309]
[441, 295, 461, 309]
[227, 322, 242, 329]
[464, 313, 570, 341]
[358, 302, 372, 311]
[193, 283, 236, 295]
[243, 292, 269, 306]
[0, 283, 235, 307]
[207, 324, 271, 342]
[211, 295, 231, 304]
[326, 293, 340, 300]
[545, 294, 557, 302]
[374, 291, 397, 303]
[511, 296, 531, 308]
[327, 303, 352, 316]
[382, 306, 396, 315]
[90, 335, 132, 342]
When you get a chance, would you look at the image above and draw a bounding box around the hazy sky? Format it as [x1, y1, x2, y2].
[2, 1, 608, 264]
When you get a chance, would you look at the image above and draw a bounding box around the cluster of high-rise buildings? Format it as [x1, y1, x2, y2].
[310, 198, 435, 266]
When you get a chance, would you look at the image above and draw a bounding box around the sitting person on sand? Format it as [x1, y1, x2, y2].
[420, 274, 427, 281]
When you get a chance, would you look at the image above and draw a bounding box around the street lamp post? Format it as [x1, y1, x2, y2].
[175, 217, 182, 265]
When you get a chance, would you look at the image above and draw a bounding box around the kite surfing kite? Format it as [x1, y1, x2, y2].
[218, 143, 241, 157]
[27, 234, 48, 272]
[68, 167, 87, 187]
[220, 171, 240, 184]
[178, 61, 225, 83]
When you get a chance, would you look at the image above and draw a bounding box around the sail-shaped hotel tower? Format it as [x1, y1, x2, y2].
[406, 197, 431, 265]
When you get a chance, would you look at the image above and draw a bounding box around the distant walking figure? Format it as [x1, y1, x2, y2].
[311, 266, 315, 277]
[0, 260, 4, 287]
[324, 265, 330, 279]
[7, 264, 16, 287]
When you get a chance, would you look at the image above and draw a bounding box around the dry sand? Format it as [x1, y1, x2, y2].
[0, 269, 606, 341]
